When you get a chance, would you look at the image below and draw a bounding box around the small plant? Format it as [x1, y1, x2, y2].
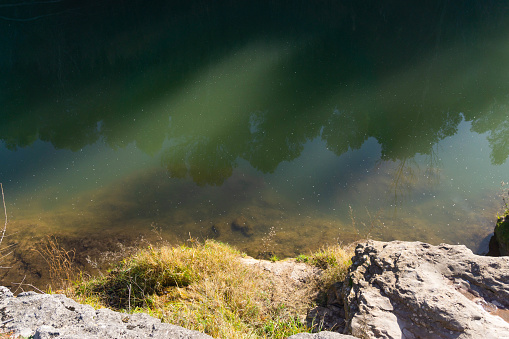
[349, 204, 383, 240]
[262, 316, 307, 338]
[269, 255, 279, 262]
[497, 181, 509, 219]
[36, 235, 77, 289]
[307, 244, 354, 289]
[0, 183, 14, 270]
[295, 254, 309, 263]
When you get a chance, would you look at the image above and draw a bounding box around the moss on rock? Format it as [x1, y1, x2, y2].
[494, 215, 509, 256]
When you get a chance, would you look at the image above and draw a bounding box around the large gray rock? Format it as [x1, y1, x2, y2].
[0, 286, 212, 339]
[342, 241, 509, 338]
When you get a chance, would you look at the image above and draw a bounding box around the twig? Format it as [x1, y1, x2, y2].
[0, 250, 14, 262]
[0, 183, 7, 246]
[11, 282, 45, 294]
[128, 284, 132, 312]
[13, 275, 26, 295]
[0, 318, 13, 325]
[0, 243, 17, 254]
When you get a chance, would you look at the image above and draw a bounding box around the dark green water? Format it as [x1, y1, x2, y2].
[1, 1, 509, 285]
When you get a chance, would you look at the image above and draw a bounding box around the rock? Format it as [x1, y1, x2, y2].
[231, 216, 254, 237]
[205, 224, 222, 239]
[306, 282, 346, 333]
[306, 306, 345, 333]
[0, 286, 212, 338]
[240, 256, 323, 326]
[287, 331, 356, 338]
[342, 241, 509, 338]
[239, 256, 322, 285]
[493, 215, 509, 256]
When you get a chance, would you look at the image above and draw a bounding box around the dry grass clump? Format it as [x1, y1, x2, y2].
[297, 244, 354, 289]
[70, 239, 310, 338]
[37, 235, 78, 287]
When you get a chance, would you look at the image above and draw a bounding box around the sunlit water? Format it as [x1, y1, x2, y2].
[1, 1, 509, 287]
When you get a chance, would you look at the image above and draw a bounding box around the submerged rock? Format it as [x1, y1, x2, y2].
[342, 241, 509, 338]
[0, 287, 211, 339]
[205, 224, 222, 239]
[231, 216, 254, 237]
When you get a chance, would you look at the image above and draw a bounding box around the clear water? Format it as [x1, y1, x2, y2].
[1, 1, 509, 286]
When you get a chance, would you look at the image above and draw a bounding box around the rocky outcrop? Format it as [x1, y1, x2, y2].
[0, 286, 212, 339]
[341, 241, 509, 338]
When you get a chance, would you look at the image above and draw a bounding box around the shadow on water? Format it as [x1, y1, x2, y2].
[1, 0, 509, 288]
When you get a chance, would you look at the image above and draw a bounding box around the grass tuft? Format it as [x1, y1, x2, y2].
[305, 244, 354, 289]
[69, 239, 320, 338]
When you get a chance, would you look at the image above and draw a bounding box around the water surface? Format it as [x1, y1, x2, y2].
[1, 1, 509, 287]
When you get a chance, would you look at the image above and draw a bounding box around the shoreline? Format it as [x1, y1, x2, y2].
[1, 239, 508, 338]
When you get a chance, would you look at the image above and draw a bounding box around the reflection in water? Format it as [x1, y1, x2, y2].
[1, 1, 509, 287]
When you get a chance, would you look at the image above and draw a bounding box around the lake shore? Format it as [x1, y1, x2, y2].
[2, 237, 508, 338]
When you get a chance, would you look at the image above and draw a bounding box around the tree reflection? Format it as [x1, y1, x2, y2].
[1, 1, 509, 185]
[470, 102, 509, 165]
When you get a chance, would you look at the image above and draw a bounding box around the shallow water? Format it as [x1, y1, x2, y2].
[1, 1, 509, 287]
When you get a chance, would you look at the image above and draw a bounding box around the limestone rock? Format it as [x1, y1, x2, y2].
[342, 241, 509, 338]
[0, 286, 212, 338]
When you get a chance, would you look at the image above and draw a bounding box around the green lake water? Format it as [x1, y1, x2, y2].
[1, 1, 509, 286]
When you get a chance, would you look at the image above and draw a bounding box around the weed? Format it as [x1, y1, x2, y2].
[69, 239, 311, 338]
[262, 316, 307, 338]
[307, 244, 354, 289]
[0, 183, 7, 247]
[497, 181, 509, 218]
[349, 205, 383, 240]
[0, 183, 14, 270]
[36, 236, 78, 289]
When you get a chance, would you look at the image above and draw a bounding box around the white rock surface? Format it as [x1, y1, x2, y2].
[0, 287, 212, 339]
[342, 241, 509, 338]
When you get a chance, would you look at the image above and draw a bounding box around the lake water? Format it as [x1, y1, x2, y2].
[1, 1, 509, 287]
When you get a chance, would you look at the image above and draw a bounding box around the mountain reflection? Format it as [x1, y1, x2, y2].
[1, 0, 509, 185]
